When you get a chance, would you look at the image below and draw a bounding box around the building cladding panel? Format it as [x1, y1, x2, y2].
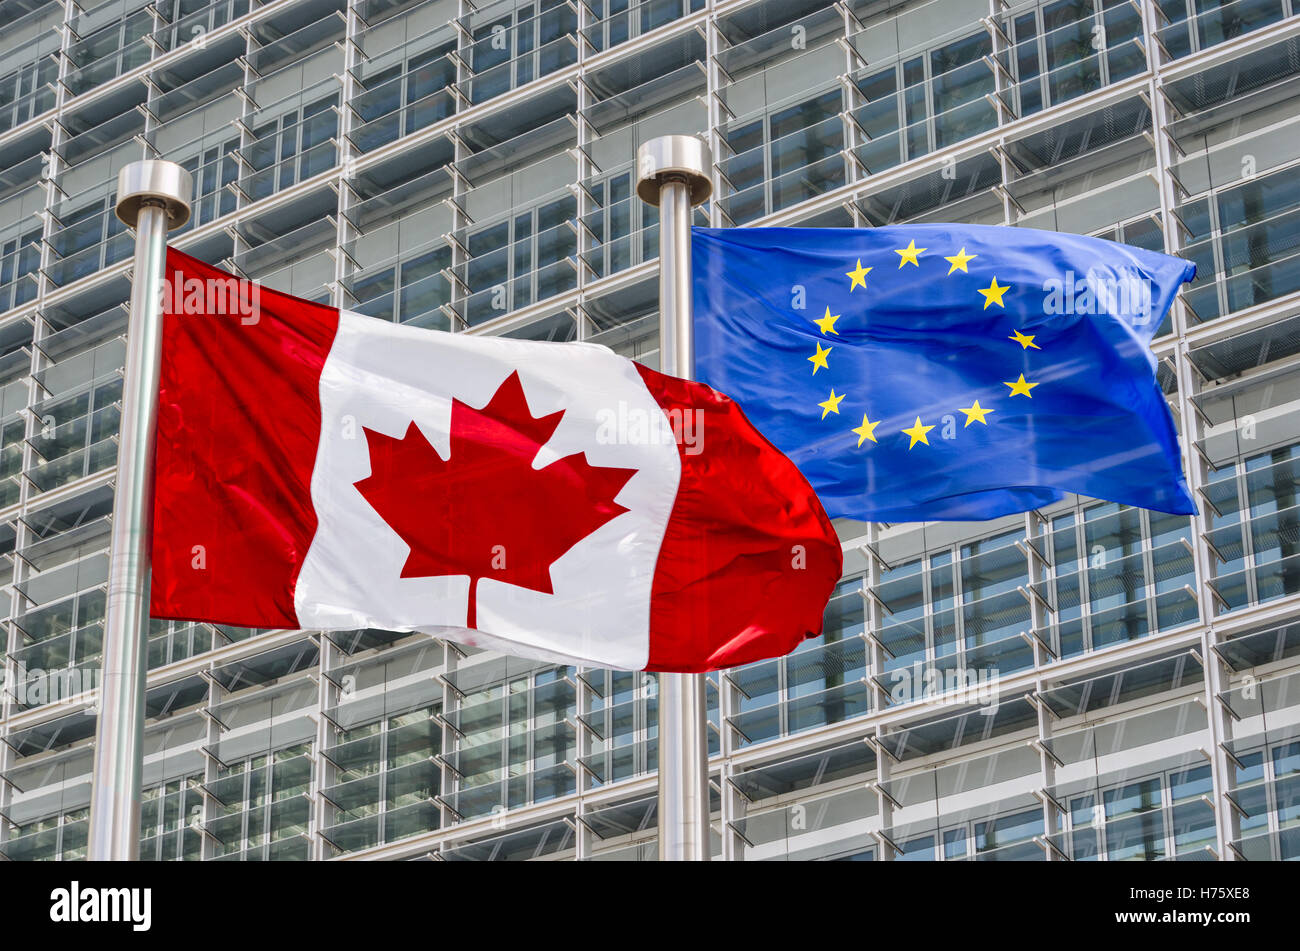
[0, 0, 1297, 861]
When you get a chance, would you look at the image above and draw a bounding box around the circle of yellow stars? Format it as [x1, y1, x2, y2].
[806, 243, 1042, 450]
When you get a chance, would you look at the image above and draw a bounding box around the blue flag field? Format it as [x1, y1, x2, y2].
[692, 224, 1197, 523]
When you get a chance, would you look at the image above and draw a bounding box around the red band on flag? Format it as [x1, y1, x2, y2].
[151, 248, 339, 627]
[634, 364, 843, 672]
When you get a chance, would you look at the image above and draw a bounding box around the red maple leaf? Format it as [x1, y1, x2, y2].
[354, 371, 638, 629]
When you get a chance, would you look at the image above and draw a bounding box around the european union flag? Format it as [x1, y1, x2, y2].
[692, 225, 1197, 523]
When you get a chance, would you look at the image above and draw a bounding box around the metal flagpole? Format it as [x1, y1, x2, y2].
[87, 160, 192, 861]
[636, 135, 713, 861]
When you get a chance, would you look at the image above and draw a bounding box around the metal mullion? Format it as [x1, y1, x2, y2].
[437, 639, 460, 845]
[233, 752, 251, 858]
[574, 670, 595, 795]
[1168, 309, 1224, 626]
[571, 0, 594, 338]
[332, 0, 363, 317]
[1139, 507, 1159, 637]
[494, 683, 506, 816]
[1092, 771, 1110, 863]
[1024, 511, 1050, 665]
[1075, 505, 1099, 653]
[1233, 434, 1259, 607]
[592, 671, 609, 786]
[862, 520, 892, 858]
[1262, 737, 1282, 854]
[228, 5, 258, 268]
[759, 105, 773, 220]
[1159, 760, 1177, 860]
[569, 679, 592, 853]
[309, 627, 337, 860]
[707, 0, 733, 829]
[1203, 192, 1232, 320]
[377, 715, 390, 846]
[704, 4, 724, 232]
[614, 676, 633, 779]
[1045, 516, 1068, 659]
[518, 194, 532, 311]
[445, 0, 474, 332]
[1093, 3, 1111, 90]
[1032, 667, 1063, 858]
[256, 754, 270, 859]
[838, 3, 861, 193]
[776, 642, 788, 741]
[947, 543, 962, 674]
[922, 45, 938, 162]
[871, 723, 894, 860]
[987, 0, 1015, 225]
[642, 671, 654, 781]
[524, 674, 535, 812]
[197, 658, 221, 860]
[139, 17, 164, 159]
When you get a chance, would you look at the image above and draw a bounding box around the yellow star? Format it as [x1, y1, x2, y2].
[818, 389, 846, 419]
[958, 400, 994, 426]
[808, 341, 831, 374]
[1008, 329, 1040, 350]
[944, 247, 976, 274]
[846, 259, 872, 291]
[896, 240, 926, 268]
[1004, 374, 1038, 398]
[901, 416, 935, 449]
[852, 414, 880, 447]
[978, 277, 1010, 309]
[814, 307, 840, 335]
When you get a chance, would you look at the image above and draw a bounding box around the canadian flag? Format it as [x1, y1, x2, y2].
[150, 249, 842, 672]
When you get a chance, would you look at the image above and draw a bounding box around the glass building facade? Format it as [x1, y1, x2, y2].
[0, 0, 1298, 861]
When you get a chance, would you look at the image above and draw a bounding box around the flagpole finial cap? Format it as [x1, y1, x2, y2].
[115, 160, 193, 230]
[636, 135, 712, 207]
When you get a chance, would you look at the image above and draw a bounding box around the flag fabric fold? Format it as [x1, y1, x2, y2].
[692, 224, 1198, 523]
[150, 248, 842, 672]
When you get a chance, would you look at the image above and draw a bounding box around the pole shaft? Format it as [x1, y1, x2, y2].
[87, 201, 170, 861]
[656, 177, 710, 861]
